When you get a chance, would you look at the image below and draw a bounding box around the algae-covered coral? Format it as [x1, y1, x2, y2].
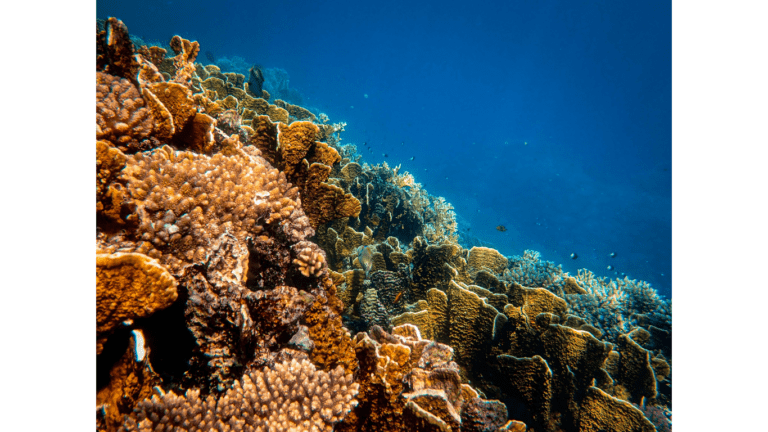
[96, 18, 671, 432]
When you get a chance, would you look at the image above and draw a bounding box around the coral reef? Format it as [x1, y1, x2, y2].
[94, 19, 671, 432]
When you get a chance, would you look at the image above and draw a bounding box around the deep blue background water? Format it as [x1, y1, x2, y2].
[98, 0, 672, 298]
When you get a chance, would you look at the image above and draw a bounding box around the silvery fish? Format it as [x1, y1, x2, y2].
[356, 245, 374, 276]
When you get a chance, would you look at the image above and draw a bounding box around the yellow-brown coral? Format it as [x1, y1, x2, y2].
[97, 330, 159, 432]
[119, 145, 313, 269]
[467, 246, 509, 275]
[293, 240, 328, 277]
[122, 357, 359, 432]
[168, 35, 200, 86]
[96, 252, 178, 354]
[97, 140, 135, 231]
[96, 72, 156, 153]
[338, 325, 511, 432]
[145, 81, 197, 138]
[247, 119, 361, 227]
[577, 387, 655, 432]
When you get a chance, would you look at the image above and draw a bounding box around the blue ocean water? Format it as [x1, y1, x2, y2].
[97, 0, 671, 298]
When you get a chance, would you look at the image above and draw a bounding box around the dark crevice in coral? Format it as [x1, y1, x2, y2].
[135, 287, 196, 389]
[96, 325, 132, 392]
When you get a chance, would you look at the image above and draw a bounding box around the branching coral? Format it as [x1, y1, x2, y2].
[564, 269, 671, 344]
[505, 249, 568, 294]
[122, 357, 359, 432]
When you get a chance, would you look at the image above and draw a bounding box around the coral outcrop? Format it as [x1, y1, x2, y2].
[94, 18, 670, 432]
[96, 20, 360, 432]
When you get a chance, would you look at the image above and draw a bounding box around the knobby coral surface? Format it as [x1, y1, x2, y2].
[97, 72, 156, 153]
[122, 358, 359, 432]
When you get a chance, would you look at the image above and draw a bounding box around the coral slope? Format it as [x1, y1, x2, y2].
[95, 18, 671, 432]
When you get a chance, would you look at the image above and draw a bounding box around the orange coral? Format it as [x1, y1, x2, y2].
[275, 98, 317, 122]
[302, 283, 358, 377]
[97, 330, 159, 432]
[614, 333, 658, 403]
[96, 252, 178, 354]
[168, 35, 199, 85]
[145, 82, 197, 136]
[293, 240, 328, 278]
[338, 325, 511, 432]
[118, 145, 312, 270]
[578, 387, 655, 432]
[467, 246, 509, 275]
[96, 72, 156, 153]
[97, 18, 140, 82]
[123, 357, 359, 432]
[173, 112, 216, 154]
[96, 141, 136, 231]
[248, 119, 361, 227]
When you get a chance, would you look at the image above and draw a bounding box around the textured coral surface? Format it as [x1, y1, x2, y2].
[122, 358, 359, 432]
[95, 19, 671, 432]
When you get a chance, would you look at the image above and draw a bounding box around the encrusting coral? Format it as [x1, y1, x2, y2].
[96, 252, 178, 354]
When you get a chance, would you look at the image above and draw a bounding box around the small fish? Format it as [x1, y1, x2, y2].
[570, 253, 578, 259]
[607, 265, 614, 271]
[496, 225, 507, 232]
[410, 156, 415, 160]
[609, 252, 616, 258]
[393, 291, 403, 303]
[383, 153, 388, 157]
[356, 245, 374, 276]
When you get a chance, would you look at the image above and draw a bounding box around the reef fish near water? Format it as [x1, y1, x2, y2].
[356, 245, 374, 276]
